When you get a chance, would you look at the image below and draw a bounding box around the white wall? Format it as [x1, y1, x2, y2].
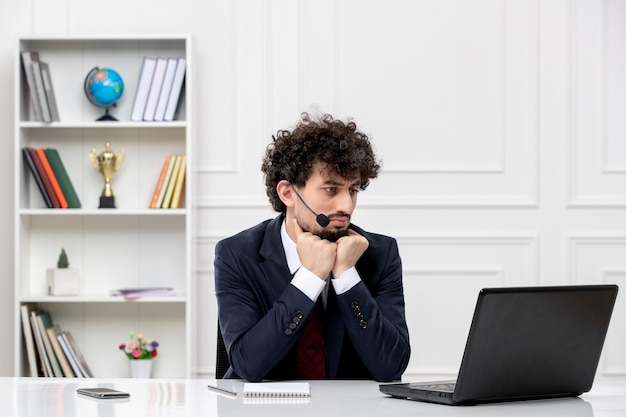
[1, 0, 624, 379]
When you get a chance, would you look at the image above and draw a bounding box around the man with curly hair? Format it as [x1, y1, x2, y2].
[214, 112, 410, 382]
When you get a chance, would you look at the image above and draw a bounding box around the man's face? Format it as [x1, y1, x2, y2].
[294, 164, 361, 242]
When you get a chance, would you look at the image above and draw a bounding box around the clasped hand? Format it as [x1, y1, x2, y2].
[293, 219, 369, 280]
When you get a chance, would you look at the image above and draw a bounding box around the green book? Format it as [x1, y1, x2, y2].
[44, 148, 81, 208]
[36, 311, 64, 377]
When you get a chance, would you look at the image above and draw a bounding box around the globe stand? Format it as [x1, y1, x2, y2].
[96, 107, 118, 122]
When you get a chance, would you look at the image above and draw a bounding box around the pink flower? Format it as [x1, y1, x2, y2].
[120, 331, 159, 360]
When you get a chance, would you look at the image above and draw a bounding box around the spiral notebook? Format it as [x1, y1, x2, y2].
[242, 382, 310, 398]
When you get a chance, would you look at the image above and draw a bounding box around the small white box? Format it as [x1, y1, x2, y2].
[46, 268, 80, 295]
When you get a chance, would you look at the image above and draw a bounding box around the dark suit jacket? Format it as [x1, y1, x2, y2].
[214, 214, 410, 382]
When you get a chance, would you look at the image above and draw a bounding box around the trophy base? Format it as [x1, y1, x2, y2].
[99, 196, 116, 209]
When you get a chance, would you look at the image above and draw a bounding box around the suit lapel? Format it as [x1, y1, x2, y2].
[259, 215, 292, 301]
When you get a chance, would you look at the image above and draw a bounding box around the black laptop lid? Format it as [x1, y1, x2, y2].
[453, 285, 618, 404]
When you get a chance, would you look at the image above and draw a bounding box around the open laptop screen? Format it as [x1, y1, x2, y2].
[380, 284, 618, 405]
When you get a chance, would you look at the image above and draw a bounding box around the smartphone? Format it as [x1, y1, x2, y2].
[76, 387, 130, 399]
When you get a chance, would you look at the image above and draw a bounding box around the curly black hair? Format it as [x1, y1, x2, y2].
[261, 112, 381, 213]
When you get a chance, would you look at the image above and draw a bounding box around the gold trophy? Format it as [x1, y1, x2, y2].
[89, 141, 125, 208]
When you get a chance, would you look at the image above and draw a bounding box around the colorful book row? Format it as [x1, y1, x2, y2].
[149, 154, 186, 209]
[22, 147, 81, 209]
[20, 50, 60, 123]
[130, 56, 186, 122]
[20, 303, 94, 378]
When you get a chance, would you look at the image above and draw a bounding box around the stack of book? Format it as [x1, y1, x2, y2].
[20, 304, 94, 378]
[130, 56, 186, 122]
[149, 154, 186, 209]
[22, 147, 81, 209]
[110, 287, 175, 299]
[21, 51, 60, 123]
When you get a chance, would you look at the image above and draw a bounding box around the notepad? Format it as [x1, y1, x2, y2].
[242, 382, 310, 398]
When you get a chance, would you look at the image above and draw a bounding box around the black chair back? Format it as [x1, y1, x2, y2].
[215, 322, 230, 379]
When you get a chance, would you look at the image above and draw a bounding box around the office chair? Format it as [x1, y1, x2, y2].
[215, 321, 230, 379]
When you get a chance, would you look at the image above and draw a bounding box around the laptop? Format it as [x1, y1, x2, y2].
[379, 284, 618, 405]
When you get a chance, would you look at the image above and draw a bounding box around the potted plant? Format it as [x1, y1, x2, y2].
[46, 248, 80, 295]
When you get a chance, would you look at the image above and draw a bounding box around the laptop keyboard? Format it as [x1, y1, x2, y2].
[410, 382, 456, 393]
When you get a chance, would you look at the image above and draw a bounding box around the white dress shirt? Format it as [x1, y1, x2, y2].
[281, 220, 361, 306]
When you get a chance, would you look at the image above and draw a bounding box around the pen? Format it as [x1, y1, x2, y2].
[207, 385, 237, 398]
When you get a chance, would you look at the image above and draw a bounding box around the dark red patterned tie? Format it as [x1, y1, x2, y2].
[296, 306, 326, 379]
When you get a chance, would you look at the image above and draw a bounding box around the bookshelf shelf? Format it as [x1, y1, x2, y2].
[19, 121, 188, 129]
[20, 296, 187, 304]
[13, 35, 193, 379]
[19, 209, 187, 216]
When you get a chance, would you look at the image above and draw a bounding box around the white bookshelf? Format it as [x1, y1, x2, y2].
[13, 35, 193, 378]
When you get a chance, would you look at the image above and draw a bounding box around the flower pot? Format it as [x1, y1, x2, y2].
[129, 359, 153, 378]
[46, 268, 80, 295]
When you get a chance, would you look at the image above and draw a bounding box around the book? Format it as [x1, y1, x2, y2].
[36, 148, 68, 208]
[130, 57, 157, 121]
[30, 55, 52, 123]
[30, 310, 52, 377]
[170, 155, 186, 209]
[161, 155, 182, 208]
[110, 286, 175, 299]
[20, 303, 41, 377]
[22, 147, 52, 208]
[46, 324, 76, 378]
[156, 155, 178, 208]
[20, 51, 44, 121]
[62, 331, 94, 377]
[57, 332, 84, 377]
[242, 382, 311, 398]
[143, 57, 168, 121]
[36, 311, 64, 377]
[39, 61, 60, 121]
[28, 148, 60, 208]
[149, 155, 172, 208]
[44, 148, 81, 208]
[163, 58, 186, 121]
[47, 325, 75, 377]
[153, 57, 178, 121]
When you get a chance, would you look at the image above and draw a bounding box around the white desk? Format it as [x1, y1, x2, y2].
[2, 377, 626, 416]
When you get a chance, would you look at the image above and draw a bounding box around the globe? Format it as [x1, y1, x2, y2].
[84, 67, 124, 121]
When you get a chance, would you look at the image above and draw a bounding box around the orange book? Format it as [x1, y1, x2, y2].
[36, 148, 68, 208]
[149, 155, 172, 208]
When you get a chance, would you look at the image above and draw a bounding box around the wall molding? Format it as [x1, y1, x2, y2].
[567, 234, 626, 283]
[194, 195, 540, 209]
[567, 0, 626, 207]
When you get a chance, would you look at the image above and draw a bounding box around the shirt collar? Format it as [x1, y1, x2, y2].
[281, 219, 300, 275]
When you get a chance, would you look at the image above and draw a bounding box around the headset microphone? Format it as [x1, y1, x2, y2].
[290, 185, 330, 227]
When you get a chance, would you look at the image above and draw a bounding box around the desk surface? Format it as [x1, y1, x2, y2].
[2, 377, 626, 417]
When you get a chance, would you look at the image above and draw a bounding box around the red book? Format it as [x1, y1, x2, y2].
[149, 155, 172, 208]
[36, 148, 68, 208]
[28, 148, 60, 208]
